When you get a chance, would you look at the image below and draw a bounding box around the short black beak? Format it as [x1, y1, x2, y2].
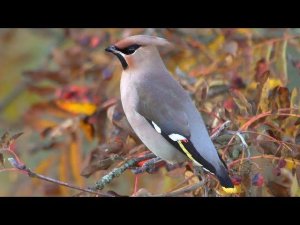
[105, 45, 128, 69]
[105, 45, 118, 54]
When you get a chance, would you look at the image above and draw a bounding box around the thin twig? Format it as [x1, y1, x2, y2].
[222, 109, 300, 159]
[242, 130, 295, 152]
[210, 120, 231, 141]
[226, 131, 250, 159]
[7, 157, 112, 197]
[131, 157, 163, 174]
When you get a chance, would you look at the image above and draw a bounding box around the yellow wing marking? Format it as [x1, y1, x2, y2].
[177, 140, 197, 162]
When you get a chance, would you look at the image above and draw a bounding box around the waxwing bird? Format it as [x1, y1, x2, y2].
[105, 35, 233, 188]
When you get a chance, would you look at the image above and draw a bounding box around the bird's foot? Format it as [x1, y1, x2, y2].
[131, 157, 165, 174]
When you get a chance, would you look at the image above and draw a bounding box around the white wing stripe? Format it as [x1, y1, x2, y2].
[151, 121, 161, 133]
[168, 133, 187, 141]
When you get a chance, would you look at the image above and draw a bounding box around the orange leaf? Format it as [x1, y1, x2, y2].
[69, 134, 84, 186]
[80, 120, 95, 141]
[208, 35, 225, 52]
[58, 149, 70, 196]
[55, 100, 97, 115]
[285, 158, 297, 171]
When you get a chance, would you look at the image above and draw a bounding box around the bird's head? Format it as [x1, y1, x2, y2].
[105, 35, 173, 70]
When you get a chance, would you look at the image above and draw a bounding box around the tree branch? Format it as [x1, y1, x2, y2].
[210, 120, 231, 141]
[7, 157, 113, 197]
[91, 153, 156, 190]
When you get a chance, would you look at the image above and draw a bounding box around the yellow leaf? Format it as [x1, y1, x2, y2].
[58, 149, 70, 196]
[258, 78, 282, 112]
[171, 50, 197, 72]
[208, 35, 225, 52]
[80, 120, 94, 141]
[246, 81, 258, 93]
[285, 158, 297, 171]
[69, 135, 84, 186]
[56, 100, 97, 115]
[267, 78, 283, 89]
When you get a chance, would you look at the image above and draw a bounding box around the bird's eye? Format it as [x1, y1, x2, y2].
[120, 44, 141, 55]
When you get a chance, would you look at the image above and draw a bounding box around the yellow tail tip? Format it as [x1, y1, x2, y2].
[218, 185, 242, 195]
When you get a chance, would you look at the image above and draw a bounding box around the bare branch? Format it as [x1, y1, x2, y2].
[210, 120, 232, 140]
[7, 157, 113, 197]
[225, 130, 250, 159]
[91, 152, 156, 190]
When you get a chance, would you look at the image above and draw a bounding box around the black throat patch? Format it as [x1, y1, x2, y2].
[115, 53, 128, 70]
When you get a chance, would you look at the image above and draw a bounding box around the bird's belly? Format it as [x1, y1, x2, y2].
[120, 75, 186, 163]
[123, 104, 186, 164]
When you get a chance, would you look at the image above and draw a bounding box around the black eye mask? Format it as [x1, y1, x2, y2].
[105, 44, 141, 70]
[117, 44, 141, 55]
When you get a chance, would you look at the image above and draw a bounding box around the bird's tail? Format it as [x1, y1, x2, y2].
[216, 165, 234, 188]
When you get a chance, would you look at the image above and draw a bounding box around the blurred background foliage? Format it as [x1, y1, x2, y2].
[1, 28, 300, 196]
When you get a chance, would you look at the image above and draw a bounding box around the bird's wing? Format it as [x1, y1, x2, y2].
[136, 77, 191, 139]
[135, 75, 218, 174]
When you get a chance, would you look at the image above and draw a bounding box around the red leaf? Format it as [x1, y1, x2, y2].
[252, 173, 264, 187]
[55, 85, 100, 104]
[231, 174, 242, 185]
[90, 36, 100, 48]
